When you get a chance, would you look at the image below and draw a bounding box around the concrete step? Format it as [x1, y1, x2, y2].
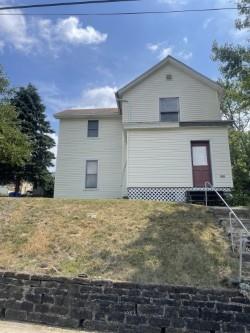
[210, 206, 250, 218]
[242, 254, 250, 261]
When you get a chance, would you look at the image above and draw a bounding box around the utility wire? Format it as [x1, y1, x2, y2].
[0, 0, 138, 11]
[0, 6, 249, 16]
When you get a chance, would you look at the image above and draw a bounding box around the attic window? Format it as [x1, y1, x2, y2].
[160, 97, 179, 122]
[166, 74, 172, 80]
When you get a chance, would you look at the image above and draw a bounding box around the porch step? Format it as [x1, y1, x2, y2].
[211, 207, 250, 281]
[210, 206, 250, 218]
[186, 191, 226, 206]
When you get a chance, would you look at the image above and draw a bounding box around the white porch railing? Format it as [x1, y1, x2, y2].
[204, 181, 250, 281]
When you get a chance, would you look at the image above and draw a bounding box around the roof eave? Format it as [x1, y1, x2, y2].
[54, 113, 121, 120]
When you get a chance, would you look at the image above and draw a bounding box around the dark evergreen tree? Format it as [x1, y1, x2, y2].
[4, 84, 55, 192]
[0, 67, 30, 183]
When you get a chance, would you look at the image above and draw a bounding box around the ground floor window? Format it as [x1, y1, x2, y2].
[85, 160, 98, 189]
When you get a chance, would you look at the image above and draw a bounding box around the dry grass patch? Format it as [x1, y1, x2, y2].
[0, 198, 237, 287]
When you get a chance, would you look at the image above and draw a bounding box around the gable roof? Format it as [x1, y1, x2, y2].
[54, 108, 119, 119]
[116, 56, 222, 104]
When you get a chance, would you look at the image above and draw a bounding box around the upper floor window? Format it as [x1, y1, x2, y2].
[88, 120, 99, 137]
[160, 97, 179, 122]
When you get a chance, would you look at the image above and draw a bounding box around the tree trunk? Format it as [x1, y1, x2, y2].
[15, 178, 21, 193]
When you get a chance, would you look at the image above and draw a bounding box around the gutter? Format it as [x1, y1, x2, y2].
[179, 120, 233, 127]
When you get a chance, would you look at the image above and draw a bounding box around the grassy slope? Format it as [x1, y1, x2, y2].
[0, 198, 237, 287]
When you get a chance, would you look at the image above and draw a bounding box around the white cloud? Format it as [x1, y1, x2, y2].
[37, 81, 117, 115]
[0, 41, 5, 52]
[158, 47, 173, 60]
[205, 0, 248, 44]
[177, 50, 193, 60]
[230, 27, 249, 43]
[158, 0, 187, 5]
[203, 17, 214, 29]
[147, 41, 173, 60]
[38, 17, 107, 46]
[146, 43, 161, 52]
[147, 39, 192, 62]
[0, 9, 36, 52]
[79, 86, 117, 108]
[0, 5, 107, 54]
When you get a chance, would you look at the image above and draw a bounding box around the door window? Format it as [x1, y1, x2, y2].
[192, 146, 208, 166]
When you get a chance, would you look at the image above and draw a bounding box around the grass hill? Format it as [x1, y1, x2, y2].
[0, 198, 237, 287]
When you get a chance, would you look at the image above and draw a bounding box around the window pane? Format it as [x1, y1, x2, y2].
[88, 129, 98, 137]
[160, 112, 179, 122]
[86, 161, 97, 174]
[86, 174, 97, 188]
[160, 98, 179, 112]
[88, 120, 98, 137]
[88, 120, 98, 130]
[192, 146, 208, 166]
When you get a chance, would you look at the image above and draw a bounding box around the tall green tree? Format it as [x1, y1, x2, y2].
[9, 84, 55, 192]
[212, 0, 250, 204]
[0, 105, 30, 168]
[0, 67, 30, 181]
[229, 130, 250, 204]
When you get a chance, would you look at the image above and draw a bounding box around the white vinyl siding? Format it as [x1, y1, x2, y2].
[122, 62, 221, 123]
[54, 117, 123, 198]
[127, 127, 233, 188]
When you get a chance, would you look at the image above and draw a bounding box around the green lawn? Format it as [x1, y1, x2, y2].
[0, 198, 237, 287]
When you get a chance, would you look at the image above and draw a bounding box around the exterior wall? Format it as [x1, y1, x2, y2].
[127, 127, 233, 188]
[121, 130, 128, 197]
[0, 271, 249, 333]
[122, 62, 221, 123]
[54, 117, 123, 199]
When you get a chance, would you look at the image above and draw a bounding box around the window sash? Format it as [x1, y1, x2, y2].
[160, 97, 179, 113]
[160, 112, 179, 122]
[85, 160, 98, 188]
[88, 120, 99, 137]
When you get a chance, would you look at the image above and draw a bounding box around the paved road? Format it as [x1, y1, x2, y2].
[0, 321, 98, 333]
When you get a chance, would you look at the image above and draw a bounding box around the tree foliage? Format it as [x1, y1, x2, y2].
[0, 67, 30, 177]
[212, 0, 250, 204]
[219, 79, 249, 131]
[229, 130, 250, 204]
[9, 84, 55, 190]
[0, 105, 30, 167]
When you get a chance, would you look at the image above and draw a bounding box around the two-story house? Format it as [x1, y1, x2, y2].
[54, 56, 233, 202]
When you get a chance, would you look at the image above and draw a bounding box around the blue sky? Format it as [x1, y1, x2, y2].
[0, 0, 247, 163]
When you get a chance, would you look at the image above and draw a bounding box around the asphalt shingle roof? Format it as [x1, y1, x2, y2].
[54, 108, 119, 119]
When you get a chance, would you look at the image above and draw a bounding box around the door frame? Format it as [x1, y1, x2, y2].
[190, 140, 213, 187]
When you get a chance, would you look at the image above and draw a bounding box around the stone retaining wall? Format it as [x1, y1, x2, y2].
[0, 272, 249, 332]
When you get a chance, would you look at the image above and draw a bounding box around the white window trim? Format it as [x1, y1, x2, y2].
[158, 97, 181, 122]
[86, 120, 100, 139]
[85, 159, 99, 190]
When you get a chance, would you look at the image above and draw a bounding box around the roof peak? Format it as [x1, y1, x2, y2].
[116, 55, 222, 98]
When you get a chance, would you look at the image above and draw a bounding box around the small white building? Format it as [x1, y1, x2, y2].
[54, 56, 233, 202]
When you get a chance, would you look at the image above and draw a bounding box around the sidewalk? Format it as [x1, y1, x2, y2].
[0, 321, 98, 333]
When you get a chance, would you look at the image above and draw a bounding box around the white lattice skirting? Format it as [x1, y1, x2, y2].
[128, 187, 231, 202]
